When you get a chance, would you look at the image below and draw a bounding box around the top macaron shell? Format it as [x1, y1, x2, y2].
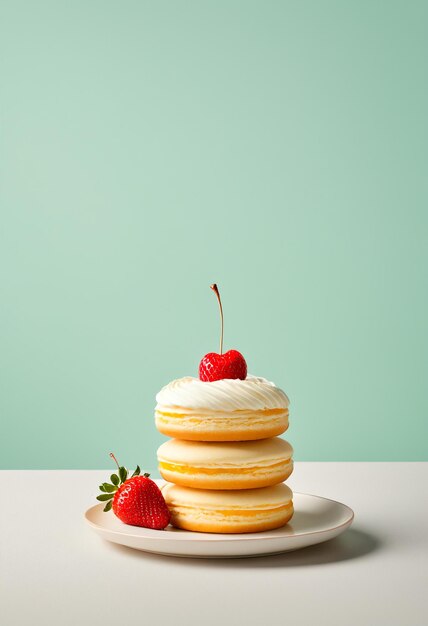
[161, 481, 293, 508]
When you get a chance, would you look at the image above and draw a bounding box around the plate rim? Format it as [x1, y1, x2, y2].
[85, 491, 354, 542]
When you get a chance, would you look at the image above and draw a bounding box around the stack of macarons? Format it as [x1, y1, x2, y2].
[155, 375, 293, 534]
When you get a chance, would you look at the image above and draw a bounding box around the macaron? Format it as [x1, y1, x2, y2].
[155, 376, 289, 442]
[161, 482, 294, 534]
[157, 437, 293, 490]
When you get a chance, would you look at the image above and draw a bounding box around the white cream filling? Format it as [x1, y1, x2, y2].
[155, 375, 289, 412]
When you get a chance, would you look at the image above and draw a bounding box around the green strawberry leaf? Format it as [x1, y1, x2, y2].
[103, 500, 113, 512]
[110, 473, 119, 486]
[99, 484, 107, 492]
[119, 466, 128, 483]
[102, 483, 116, 493]
[96, 493, 114, 502]
[131, 465, 141, 478]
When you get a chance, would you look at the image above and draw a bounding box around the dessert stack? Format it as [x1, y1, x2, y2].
[154, 285, 294, 533]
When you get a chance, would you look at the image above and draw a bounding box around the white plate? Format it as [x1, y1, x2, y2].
[85, 485, 354, 558]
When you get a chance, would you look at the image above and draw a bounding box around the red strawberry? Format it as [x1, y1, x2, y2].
[97, 453, 170, 530]
[199, 284, 248, 382]
[199, 349, 247, 382]
[112, 475, 170, 529]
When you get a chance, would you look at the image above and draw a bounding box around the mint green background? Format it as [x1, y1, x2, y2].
[1, 1, 427, 469]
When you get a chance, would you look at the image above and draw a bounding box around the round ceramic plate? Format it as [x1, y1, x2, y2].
[85, 484, 354, 558]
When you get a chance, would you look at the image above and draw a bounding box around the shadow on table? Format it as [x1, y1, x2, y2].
[106, 526, 381, 568]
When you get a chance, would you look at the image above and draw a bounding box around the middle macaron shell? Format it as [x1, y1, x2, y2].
[157, 437, 293, 490]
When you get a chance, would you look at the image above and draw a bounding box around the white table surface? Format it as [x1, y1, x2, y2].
[1, 463, 427, 626]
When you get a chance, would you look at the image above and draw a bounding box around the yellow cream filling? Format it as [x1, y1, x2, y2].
[173, 503, 292, 518]
[216, 504, 291, 517]
[159, 460, 288, 475]
[157, 418, 279, 428]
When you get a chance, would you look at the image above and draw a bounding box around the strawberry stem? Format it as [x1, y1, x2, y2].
[109, 452, 120, 471]
[210, 283, 224, 355]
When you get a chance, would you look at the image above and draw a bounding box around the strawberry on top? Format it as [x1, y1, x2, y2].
[198, 284, 247, 382]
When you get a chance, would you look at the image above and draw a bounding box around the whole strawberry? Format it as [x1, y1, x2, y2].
[96, 453, 170, 530]
[199, 284, 247, 382]
[199, 349, 247, 382]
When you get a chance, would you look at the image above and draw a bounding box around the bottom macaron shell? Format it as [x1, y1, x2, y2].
[168, 503, 294, 534]
[155, 421, 288, 442]
[155, 408, 289, 442]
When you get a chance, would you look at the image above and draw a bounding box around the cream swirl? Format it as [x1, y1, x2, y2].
[155, 375, 289, 412]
